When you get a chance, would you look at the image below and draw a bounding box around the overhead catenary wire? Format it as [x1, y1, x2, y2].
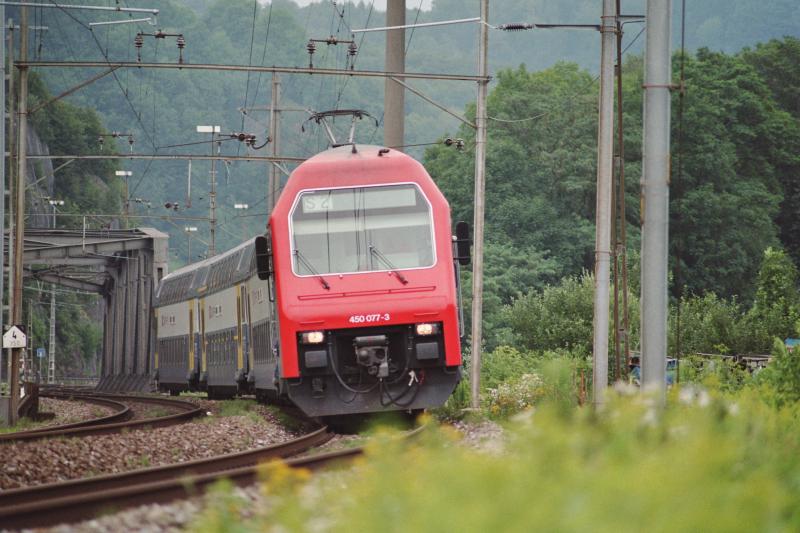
[48, 2, 157, 150]
[247, 1, 273, 121]
[405, 0, 424, 54]
[486, 24, 646, 130]
[236, 0, 260, 158]
[47, 0, 162, 203]
[333, 0, 374, 112]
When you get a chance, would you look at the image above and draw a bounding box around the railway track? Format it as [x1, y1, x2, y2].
[0, 424, 423, 530]
[0, 392, 205, 444]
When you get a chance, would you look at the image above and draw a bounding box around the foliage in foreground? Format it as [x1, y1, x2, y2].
[193, 390, 800, 532]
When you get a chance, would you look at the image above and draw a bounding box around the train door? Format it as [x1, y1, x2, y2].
[235, 284, 246, 389]
[241, 284, 253, 387]
[194, 300, 202, 381]
[268, 257, 280, 380]
[188, 302, 195, 386]
[199, 297, 207, 390]
[153, 309, 160, 375]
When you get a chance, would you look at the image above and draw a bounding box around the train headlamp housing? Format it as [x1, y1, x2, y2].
[415, 323, 440, 336]
[301, 331, 325, 344]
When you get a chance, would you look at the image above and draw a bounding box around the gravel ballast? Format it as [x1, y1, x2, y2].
[2, 400, 504, 532]
[24, 418, 505, 533]
[0, 400, 298, 490]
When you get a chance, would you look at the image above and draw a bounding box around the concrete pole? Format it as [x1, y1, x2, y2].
[613, 0, 632, 382]
[268, 73, 280, 212]
[10, 1, 28, 423]
[640, 0, 672, 401]
[469, 0, 488, 409]
[592, 0, 616, 407]
[383, 0, 405, 150]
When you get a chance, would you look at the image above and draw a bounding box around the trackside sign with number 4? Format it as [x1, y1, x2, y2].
[3, 325, 27, 349]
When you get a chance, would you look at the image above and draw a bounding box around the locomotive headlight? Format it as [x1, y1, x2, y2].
[301, 331, 325, 344]
[415, 323, 439, 336]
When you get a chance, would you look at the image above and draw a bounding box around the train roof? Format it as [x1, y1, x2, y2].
[270, 144, 437, 214]
[155, 237, 257, 306]
[299, 144, 424, 167]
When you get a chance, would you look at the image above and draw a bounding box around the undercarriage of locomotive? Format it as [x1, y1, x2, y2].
[287, 324, 459, 417]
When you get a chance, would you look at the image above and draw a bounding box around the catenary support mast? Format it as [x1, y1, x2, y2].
[640, 0, 672, 401]
[384, 0, 405, 150]
[9, 0, 27, 424]
[268, 74, 280, 212]
[592, 0, 616, 406]
[469, 0, 488, 409]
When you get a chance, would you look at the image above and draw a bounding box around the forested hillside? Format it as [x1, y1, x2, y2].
[22, 76, 121, 377]
[9, 0, 798, 269]
[11, 1, 800, 362]
[424, 39, 800, 350]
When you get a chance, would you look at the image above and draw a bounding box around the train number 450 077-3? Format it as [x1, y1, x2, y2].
[348, 313, 391, 324]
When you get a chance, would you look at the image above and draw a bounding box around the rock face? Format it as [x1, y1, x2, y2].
[14, 125, 108, 378]
[25, 126, 56, 229]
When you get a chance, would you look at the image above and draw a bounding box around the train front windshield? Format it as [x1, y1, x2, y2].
[290, 183, 435, 276]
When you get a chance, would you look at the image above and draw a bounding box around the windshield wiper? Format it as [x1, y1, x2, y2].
[294, 249, 330, 290]
[369, 245, 409, 285]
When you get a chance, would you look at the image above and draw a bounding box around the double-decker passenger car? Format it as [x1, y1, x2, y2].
[154, 239, 269, 398]
[153, 144, 469, 418]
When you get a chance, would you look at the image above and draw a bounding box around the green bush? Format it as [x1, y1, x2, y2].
[484, 373, 545, 418]
[479, 348, 583, 418]
[669, 293, 744, 355]
[507, 273, 595, 354]
[480, 345, 535, 391]
[433, 379, 471, 421]
[758, 338, 800, 406]
[193, 390, 800, 532]
[677, 355, 752, 393]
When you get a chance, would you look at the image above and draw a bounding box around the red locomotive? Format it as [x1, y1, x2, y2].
[155, 142, 470, 419]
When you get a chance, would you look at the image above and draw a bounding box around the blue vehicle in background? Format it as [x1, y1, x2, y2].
[628, 355, 677, 386]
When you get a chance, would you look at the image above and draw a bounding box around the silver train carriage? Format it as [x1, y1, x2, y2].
[153, 238, 280, 400]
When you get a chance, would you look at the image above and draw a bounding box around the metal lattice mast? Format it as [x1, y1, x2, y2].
[48, 286, 55, 383]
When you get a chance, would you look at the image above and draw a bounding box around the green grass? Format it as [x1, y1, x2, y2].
[141, 406, 172, 419]
[0, 416, 37, 434]
[193, 387, 800, 532]
[216, 399, 262, 424]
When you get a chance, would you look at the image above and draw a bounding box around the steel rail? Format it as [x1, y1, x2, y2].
[0, 396, 130, 442]
[0, 426, 332, 508]
[17, 60, 491, 82]
[0, 425, 425, 529]
[0, 393, 204, 443]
